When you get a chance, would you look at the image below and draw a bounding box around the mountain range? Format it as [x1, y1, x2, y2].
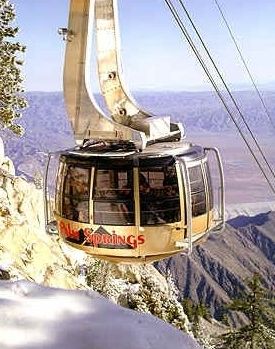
[1, 90, 274, 203]
[2, 90, 275, 156]
[156, 209, 275, 325]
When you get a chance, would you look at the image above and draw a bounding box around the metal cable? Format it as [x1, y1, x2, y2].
[176, 0, 275, 181]
[213, 0, 275, 130]
[163, 0, 275, 193]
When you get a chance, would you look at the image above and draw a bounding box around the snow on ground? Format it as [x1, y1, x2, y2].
[0, 280, 201, 349]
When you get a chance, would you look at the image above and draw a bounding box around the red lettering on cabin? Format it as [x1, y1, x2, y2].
[117, 235, 126, 245]
[126, 235, 137, 249]
[58, 220, 145, 249]
[137, 235, 145, 245]
[59, 221, 79, 240]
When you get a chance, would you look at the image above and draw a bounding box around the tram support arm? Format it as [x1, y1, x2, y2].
[205, 147, 225, 231]
[176, 158, 193, 254]
[43, 153, 58, 234]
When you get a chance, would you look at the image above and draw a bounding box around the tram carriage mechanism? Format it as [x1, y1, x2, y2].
[44, 0, 225, 263]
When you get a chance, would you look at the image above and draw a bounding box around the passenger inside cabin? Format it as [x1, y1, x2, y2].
[163, 167, 177, 189]
[118, 185, 134, 222]
[163, 167, 180, 222]
[139, 172, 165, 225]
[63, 166, 90, 223]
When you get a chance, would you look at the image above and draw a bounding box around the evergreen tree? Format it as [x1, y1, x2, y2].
[183, 299, 211, 340]
[182, 298, 211, 324]
[215, 274, 275, 349]
[0, 0, 27, 135]
[181, 298, 194, 321]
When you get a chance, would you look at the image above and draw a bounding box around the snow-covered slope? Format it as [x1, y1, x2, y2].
[0, 280, 201, 349]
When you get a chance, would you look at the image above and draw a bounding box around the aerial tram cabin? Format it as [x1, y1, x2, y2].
[44, 0, 225, 263]
[48, 142, 223, 263]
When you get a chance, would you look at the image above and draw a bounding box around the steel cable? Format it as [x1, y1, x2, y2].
[213, 0, 275, 131]
[163, 0, 275, 194]
[176, 0, 275, 181]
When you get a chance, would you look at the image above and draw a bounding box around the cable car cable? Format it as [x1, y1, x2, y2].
[213, 0, 275, 131]
[175, 0, 275, 182]
[164, 0, 275, 194]
[163, 0, 275, 194]
[165, 0, 275, 189]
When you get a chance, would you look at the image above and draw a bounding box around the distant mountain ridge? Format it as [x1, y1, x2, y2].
[1, 91, 274, 203]
[133, 90, 275, 134]
[156, 210, 275, 325]
[12, 90, 275, 137]
[2, 90, 275, 156]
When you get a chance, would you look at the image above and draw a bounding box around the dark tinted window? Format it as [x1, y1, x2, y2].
[61, 165, 90, 223]
[188, 165, 206, 217]
[139, 165, 180, 225]
[93, 169, 134, 225]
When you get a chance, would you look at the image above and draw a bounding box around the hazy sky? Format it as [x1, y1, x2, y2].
[12, 0, 275, 92]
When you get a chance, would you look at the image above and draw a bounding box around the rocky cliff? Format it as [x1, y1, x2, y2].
[0, 146, 84, 289]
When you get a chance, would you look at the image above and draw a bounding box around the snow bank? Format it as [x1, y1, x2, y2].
[0, 280, 201, 349]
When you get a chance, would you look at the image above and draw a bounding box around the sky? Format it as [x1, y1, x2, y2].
[12, 0, 275, 92]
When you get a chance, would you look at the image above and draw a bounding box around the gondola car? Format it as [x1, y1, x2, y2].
[44, 0, 225, 263]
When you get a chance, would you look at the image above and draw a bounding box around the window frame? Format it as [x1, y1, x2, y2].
[138, 164, 181, 226]
[55, 160, 66, 216]
[186, 160, 208, 218]
[92, 167, 135, 226]
[203, 161, 214, 211]
[59, 162, 91, 224]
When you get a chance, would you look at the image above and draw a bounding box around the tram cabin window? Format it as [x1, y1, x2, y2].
[62, 165, 90, 223]
[139, 165, 180, 225]
[93, 169, 134, 225]
[188, 165, 206, 217]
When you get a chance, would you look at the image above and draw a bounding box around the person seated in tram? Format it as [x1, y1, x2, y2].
[63, 167, 90, 222]
[139, 173, 165, 225]
[163, 167, 178, 190]
[162, 167, 180, 223]
[117, 185, 134, 224]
